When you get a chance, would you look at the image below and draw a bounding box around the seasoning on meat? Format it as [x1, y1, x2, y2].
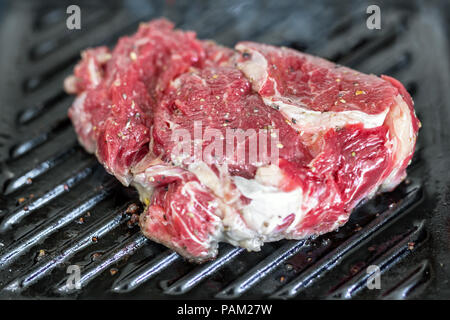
[65, 19, 419, 263]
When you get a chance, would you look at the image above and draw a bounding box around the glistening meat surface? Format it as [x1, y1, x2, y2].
[65, 19, 420, 262]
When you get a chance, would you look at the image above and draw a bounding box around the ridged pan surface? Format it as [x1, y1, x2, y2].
[0, 0, 448, 299]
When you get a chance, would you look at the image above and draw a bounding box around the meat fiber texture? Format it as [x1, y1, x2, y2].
[64, 19, 420, 263]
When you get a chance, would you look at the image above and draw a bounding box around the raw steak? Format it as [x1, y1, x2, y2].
[65, 19, 420, 262]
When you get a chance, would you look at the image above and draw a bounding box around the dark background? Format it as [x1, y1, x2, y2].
[0, 0, 449, 299]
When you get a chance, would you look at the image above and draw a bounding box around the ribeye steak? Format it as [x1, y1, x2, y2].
[64, 19, 420, 262]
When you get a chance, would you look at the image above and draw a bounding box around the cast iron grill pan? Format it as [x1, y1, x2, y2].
[0, 0, 449, 299]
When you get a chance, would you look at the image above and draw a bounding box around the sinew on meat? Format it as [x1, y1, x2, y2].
[64, 19, 420, 262]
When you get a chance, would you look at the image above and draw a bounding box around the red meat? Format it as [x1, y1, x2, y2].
[65, 19, 419, 262]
